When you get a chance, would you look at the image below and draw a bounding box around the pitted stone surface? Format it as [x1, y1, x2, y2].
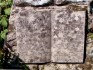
[13, 0, 51, 6]
[10, 6, 86, 63]
[51, 9, 85, 63]
[8, 2, 93, 69]
[11, 7, 51, 63]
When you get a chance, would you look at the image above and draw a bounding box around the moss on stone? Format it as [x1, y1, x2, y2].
[66, 5, 88, 11]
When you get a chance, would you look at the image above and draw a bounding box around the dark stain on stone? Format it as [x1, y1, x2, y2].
[70, 38, 73, 41]
[20, 11, 28, 16]
[78, 57, 93, 70]
[30, 59, 33, 63]
[12, 9, 19, 14]
[40, 33, 46, 38]
[66, 5, 87, 11]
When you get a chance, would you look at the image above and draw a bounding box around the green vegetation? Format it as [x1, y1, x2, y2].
[0, 0, 12, 68]
[0, 0, 29, 69]
[0, 0, 12, 40]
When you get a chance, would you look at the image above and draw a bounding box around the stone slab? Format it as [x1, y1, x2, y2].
[13, 0, 51, 6]
[11, 7, 51, 63]
[51, 9, 85, 63]
[10, 6, 86, 63]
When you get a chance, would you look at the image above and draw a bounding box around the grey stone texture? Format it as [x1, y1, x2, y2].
[6, 0, 93, 69]
[13, 0, 51, 6]
[51, 9, 85, 63]
[10, 7, 51, 63]
[9, 6, 86, 63]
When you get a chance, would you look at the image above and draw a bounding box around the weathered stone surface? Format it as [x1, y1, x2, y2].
[27, 65, 38, 70]
[10, 7, 51, 63]
[51, 9, 85, 63]
[8, 4, 93, 69]
[13, 0, 51, 6]
[9, 6, 86, 63]
[39, 64, 57, 70]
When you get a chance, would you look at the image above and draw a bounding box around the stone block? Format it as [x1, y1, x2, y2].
[11, 7, 51, 63]
[51, 9, 85, 63]
[10, 6, 86, 63]
[13, 0, 52, 6]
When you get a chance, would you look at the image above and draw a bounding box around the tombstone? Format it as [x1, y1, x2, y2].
[9, 6, 86, 63]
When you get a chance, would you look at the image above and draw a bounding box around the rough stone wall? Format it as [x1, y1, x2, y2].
[5, 0, 93, 70]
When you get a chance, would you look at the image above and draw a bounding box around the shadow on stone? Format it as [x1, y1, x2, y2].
[55, 1, 70, 6]
[15, 0, 54, 7]
[2, 42, 30, 69]
[14, 0, 70, 7]
[90, 1, 93, 14]
[83, 10, 89, 63]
